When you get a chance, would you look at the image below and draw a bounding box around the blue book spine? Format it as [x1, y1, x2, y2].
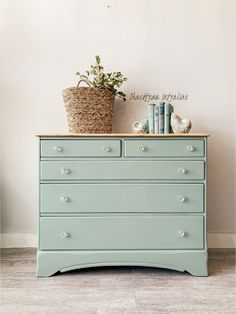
[154, 105, 159, 134]
[159, 102, 164, 134]
[164, 102, 172, 134]
[148, 104, 155, 134]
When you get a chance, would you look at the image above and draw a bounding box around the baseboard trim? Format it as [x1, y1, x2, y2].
[0, 233, 235, 249]
[1, 233, 37, 248]
[207, 233, 236, 248]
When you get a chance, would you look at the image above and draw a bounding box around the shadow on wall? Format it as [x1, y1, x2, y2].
[113, 100, 149, 133]
[207, 131, 235, 233]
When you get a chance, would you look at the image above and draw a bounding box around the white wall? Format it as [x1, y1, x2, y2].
[1, 0, 235, 244]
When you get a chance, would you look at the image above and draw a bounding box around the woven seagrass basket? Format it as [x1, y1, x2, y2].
[62, 82, 115, 134]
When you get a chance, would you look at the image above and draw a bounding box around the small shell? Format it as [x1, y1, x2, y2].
[171, 113, 192, 133]
[132, 121, 143, 133]
[132, 118, 149, 134]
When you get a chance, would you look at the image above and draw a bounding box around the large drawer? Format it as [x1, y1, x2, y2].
[41, 140, 121, 157]
[125, 139, 204, 157]
[40, 161, 205, 180]
[40, 183, 204, 213]
[40, 216, 204, 250]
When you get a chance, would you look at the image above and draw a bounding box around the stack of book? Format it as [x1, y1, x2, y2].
[148, 102, 174, 134]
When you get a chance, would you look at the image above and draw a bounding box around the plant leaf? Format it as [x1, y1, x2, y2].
[75, 55, 126, 100]
[95, 55, 100, 64]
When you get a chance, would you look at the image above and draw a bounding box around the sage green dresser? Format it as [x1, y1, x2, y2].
[37, 134, 208, 277]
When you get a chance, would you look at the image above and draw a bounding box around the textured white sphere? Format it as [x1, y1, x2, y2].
[171, 113, 192, 133]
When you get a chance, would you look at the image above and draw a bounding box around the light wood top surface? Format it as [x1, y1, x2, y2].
[36, 133, 209, 137]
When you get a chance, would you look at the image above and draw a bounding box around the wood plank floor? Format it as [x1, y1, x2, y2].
[0, 249, 235, 314]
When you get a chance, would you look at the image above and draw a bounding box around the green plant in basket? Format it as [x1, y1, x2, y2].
[76, 56, 127, 101]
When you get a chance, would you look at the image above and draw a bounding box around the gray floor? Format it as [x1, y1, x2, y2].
[0, 249, 235, 314]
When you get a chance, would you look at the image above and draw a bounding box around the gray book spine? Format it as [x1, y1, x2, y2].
[154, 105, 159, 133]
[159, 102, 164, 134]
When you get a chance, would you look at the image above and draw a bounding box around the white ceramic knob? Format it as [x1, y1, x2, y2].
[177, 167, 186, 174]
[60, 196, 69, 202]
[103, 146, 111, 152]
[138, 145, 145, 151]
[60, 232, 69, 238]
[178, 230, 186, 237]
[177, 196, 186, 202]
[186, 145, 194, 152]
[53, 146, 63, 152]
[61, 168, 71, 175]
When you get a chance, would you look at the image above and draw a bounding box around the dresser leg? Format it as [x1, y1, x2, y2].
[184, 251, 208, 276]
[36, 251, 61, 277]
[187, 267, 208, 277]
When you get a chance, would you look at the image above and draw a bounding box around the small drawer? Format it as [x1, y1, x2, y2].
[41, 140, 121, 157]
[125, 139, 204, 157]
[40, 183, 204, 213]
[40, 216, 204, 250]
[40, 160, 205, 181]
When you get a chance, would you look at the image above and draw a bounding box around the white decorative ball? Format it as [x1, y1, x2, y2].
[171, 113, 192, 133]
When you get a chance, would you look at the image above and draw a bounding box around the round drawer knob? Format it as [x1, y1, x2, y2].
[138, 145, 145, 151]
[60, 232, 69, 238]
[186, 145, 194, 152]
[177, 167, 186, 174]
[103, 146, 111, 152]
[177, 196, 186, 202]
[178, 230, 186, 237]
[61, 168, 71, 175]
[60, 196, 69, 202]
[53, 146, 63, 152]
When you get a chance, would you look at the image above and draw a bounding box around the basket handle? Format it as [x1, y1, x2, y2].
[77, 80, 90, 87]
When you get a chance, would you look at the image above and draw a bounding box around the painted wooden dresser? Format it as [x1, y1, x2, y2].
[37, 134, 208, 277]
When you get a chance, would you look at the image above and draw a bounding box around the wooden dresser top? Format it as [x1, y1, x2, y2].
[36, 133, 209, 137]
